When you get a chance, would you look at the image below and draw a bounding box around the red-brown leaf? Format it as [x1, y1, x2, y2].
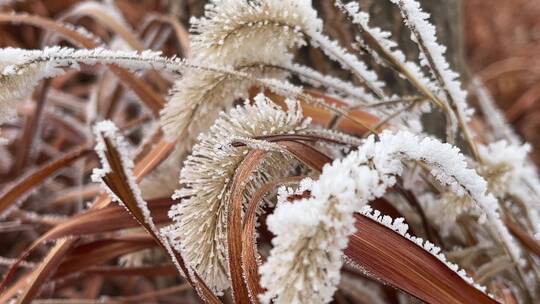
[228, 150, 267, 304]
[346, 214, 498, 304]
[0, 145, 92, 217]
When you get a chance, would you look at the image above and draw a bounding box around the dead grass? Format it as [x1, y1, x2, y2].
[0, 1, 535, 303]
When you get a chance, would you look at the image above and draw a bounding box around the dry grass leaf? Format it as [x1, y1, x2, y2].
[94, 125, 223, 304]
[57, 1, 145, 50]
[505, 217, 540, 259]
[227, 150, 267, 303]
[0, 144, 92, 217]
[258, 88, 381, 136]
[2, 0, 539, 303]
[38, 198, 173, 242]
[13, 240, 74, 304]
[241, 176, 305, 299]
[346, 214, 497, 304]
[54, 235, 157, 278]
[141, 14, 191, 58]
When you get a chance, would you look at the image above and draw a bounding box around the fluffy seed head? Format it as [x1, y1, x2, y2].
[191, 0, 321, 65]
[165, 93, 310, 293]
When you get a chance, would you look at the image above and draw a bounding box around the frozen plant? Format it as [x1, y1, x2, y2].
[164, 94, 312, 293]
[0, 0, 539, 303]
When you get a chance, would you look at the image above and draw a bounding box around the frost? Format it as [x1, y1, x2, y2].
[261, 130, 515, 303]
[285, 63, 375, 105]
[472, 77, 520, 144]
[0, 46, 185, 126]
[338, 1, 437, 96]
[2, 0, 537, 301]
[165, 94, 311, 293]
[160, 0, 320, 143]
[160, 0, 385, 144]
[309, 31, 385, 100]
[92, 120, 188, 280]
[360, 206, 490, 295]
[390, 0, 474, 122]
[191, 0, 321, 66]
[91, 121, 147, 220]
[337, 0, 444, 131]
[479, 140, 540, 235]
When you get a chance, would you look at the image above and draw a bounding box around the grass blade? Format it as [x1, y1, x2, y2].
[346, 214, 498, 304]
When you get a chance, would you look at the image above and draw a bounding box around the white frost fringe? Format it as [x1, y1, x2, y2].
[0, 46, 184, 125]
[359, 205, 489, 294]
[260, 130, 516, 304]
[92, 121, 189, 279]
[389, 0, 474, 122]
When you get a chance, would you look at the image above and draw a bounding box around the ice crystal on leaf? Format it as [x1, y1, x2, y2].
[160, 62, 288, 142]
[190, 0, 321, 65]
[2, 0, 539, 302]
[91, 121, 156, 233]
[337, 0, 442, 131]
[160, 0, 316, 142]
[261, 130, 517, 303]
[0, 47, 181, 120]
[478, 141, 540, 233]
[390, 0, 473, 123]
[160, 0, 386, 143]
[165, 94, 311, 294]
[360, 205, 489, 293]
[479, 141, 532, 198]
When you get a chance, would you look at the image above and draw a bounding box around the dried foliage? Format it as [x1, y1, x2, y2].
[0, 1, 538, 304]
[465, 0, 540, 166]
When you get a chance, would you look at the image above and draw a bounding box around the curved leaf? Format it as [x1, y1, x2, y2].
[345, 214, 498, 304]
[228, 150, 267, 303]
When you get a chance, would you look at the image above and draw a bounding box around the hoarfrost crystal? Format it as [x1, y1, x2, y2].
[165, 94, 310, 293]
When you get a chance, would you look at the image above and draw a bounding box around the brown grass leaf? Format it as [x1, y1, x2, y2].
[0, 144, 93, 217]
[82, 264, 177, 278]
[94, 137, 174, 209]
[54, 235, 157, 278]
[277, 140, 332, 171]
[12, 240, 75, 304]
[100, 137, 162, 241]
[54, 3, 172, 99]
[2, 235, 166, 303]
[13, 80, 51, 175]
[0, 198, 169, 292]
[0, 130, 174, 303]
[99, 136, 222, 304]
[228, 139, 333, 303]
[140, 14, 191, 58]
[228, 150, 267, 304]
[346, 214, 498, 304]
[57, 2, 145, 50]
[0, 135, 172, 295]
[1, 235, 159, 302]
[256, 141, 491, 303]
[37, 198, 173, 243]
[241, 176, 305, 300]
[505, 216, 540, 258]
[258, 88, 381, 136]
